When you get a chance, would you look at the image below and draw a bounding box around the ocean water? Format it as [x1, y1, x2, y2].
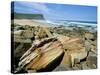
[33, 19, 97, 29]
[52, 20, 97, 27]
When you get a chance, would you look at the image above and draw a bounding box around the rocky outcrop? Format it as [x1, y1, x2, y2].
[15, 37, 64, 73]
[12, 24, 97, 73]
[53, 64, 72, 71]
[60, 37, 87, 67]
[15, 35, 90, 73]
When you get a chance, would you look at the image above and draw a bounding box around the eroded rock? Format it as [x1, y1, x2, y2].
[16, 37, 64, 73]
[53, 64, 72, 71]
[85, 33, 94, 40]
[86, 56, 97, 69]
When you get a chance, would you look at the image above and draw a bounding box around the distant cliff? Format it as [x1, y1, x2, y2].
[11, 13, 45, 20]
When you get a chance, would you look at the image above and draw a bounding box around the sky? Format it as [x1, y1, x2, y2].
[12, 1, 97, 22]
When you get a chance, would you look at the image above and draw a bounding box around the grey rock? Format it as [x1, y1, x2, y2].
[81, 62, 91, 70]
[85, 33, 94, 40]
[72, 64, 82, 70]
[14, 26, 24, 31]
[14, 43, 31, 58]
[88, 51, 97, 57]
[22, 30, 34, 39]
[90, 45, 97, 54]
[14, 30, 34, 39]
[53, 64, 72, 71]
[86, 56, 97, 67]
[14, 38, 32, 43]
[84, 40, 91, 51]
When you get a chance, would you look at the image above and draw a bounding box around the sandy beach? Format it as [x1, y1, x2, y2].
[13, 19, 49, 27]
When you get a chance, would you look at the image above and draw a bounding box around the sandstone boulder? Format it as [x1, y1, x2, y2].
[16, 37, 64, 73]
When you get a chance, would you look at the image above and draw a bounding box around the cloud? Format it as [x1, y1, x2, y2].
[14, 1, 68, 20]
[15, 1, 49, 13]
[32, 3, 49, 13]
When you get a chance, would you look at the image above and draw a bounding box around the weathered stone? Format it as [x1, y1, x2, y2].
[60, 37, 87, 67]
[57, 35, 70, 44]
[14, 43, 31, 58]
[90, 45, 97, 54]
[70, 47, 87, 67]
[35, 27, 48, 39]
[85, 33, 94, 40]
[14, 30, 23, 36]
[13, 24, 97, 73]
[22, 30, 34, 39]
[27, 70, 36, 73]
[61, 51, 72, 67]
[17, 37, 64, 73]
[14, 38, 32, 43]
[81, 62, 91, 70]
[72, 64, 82, 70]
[42, 27, 53, 37]
[53, 64, 72, 71]
[14, 29, 35, 43]
[88, 51, 97, 57]
[86, 56, 97, 67]
[15, 43, 24, 54]
[84, 40, 91, 51]
[14, 25, 25, 31]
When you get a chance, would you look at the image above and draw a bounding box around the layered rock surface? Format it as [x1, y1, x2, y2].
[12, 24, 97, 73]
